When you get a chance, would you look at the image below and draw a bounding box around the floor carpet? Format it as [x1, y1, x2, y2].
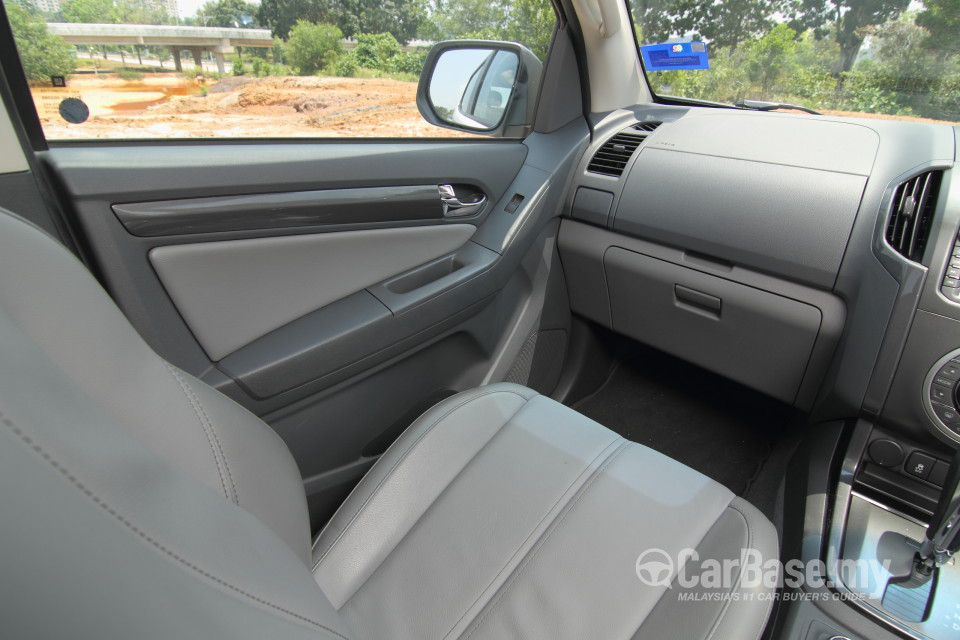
[572, 345, 805, 500]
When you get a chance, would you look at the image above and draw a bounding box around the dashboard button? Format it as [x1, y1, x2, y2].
[868, 439, 904, 468]
[905, 452, 936, 480]
[934, 376, 957, 388]
[931, 384, 953, 403]
[930, 460, 949, 487]
[937, 363, 960, 380]
[932, 402, 960, 424]
[944, 278, 960, 288]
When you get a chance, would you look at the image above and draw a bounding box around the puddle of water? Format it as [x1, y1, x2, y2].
[108, 85, 198, 113]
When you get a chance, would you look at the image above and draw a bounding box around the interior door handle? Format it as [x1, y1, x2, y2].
[439, 184, 486, 217]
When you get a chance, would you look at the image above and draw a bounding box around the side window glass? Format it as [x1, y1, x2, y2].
[3, 0, 556, 140]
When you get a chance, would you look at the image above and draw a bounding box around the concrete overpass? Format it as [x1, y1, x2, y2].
[46, 23, 273, 74]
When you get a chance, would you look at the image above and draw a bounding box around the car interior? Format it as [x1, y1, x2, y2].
[1, 0, 959, 638]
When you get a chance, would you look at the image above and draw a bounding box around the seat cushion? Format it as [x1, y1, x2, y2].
[312, 383, 778, 640]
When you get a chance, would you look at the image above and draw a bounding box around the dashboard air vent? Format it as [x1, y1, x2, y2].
[885, 171, 942, 263]
[587, 122, 661, 177]
[632, 121, 661, 133]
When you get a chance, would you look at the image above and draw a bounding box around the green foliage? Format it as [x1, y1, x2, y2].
[787, 0, 910, 71]
[836, 63, 909, 114]
[353, 32, 401, 69]
[430, 0, 556, 60]
[196, 0, 259, 28]
[7, 1, 76, 83]
[931, 71, 960, 122]
[272, 36, 286, 64]
[322, 33, 423, 78]
[916, 0, 960, 54]
[387, 49, 426, 75]
[351, 67, 418, 81]
[116, 69, 144, 80]
[331, 50, 359, 77]
[633, 0, 789, 49]
[742, 23, 799, 97]
[643, 9, 960, 123]
[258, 0, 427, 43]
[61, 0, 118, 23]
[285, 21, 344, 75]
[113, 0, 172, 24]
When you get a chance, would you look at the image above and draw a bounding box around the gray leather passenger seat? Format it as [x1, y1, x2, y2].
[0, 208, 778, 639]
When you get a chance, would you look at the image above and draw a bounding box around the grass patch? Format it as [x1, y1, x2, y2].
[116, 69, 144, 81]
[350, 68, 419, 83]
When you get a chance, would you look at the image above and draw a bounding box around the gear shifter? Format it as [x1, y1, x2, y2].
[917, 447, 960, 572]
[882, 448, 960, 622]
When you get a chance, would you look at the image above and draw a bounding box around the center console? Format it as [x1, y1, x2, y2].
[826, 424, 960, 640]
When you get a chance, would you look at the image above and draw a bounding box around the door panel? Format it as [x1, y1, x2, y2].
[38, 122, 588, 530]
[150, 224, 478, 360]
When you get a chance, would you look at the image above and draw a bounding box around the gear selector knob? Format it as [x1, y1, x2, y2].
[919, 448, 960, 570]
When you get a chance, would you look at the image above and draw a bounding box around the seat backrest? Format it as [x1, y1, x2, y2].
[0, 209, 349, 639]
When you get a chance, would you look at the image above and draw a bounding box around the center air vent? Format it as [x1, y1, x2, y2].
[587, 122, 661, 177]
[885, 171, 942, 263]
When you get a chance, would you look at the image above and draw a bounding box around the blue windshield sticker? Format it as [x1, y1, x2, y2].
[641, 42, 710, 71]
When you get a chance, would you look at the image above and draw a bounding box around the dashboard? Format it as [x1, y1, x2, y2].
[558, 104, 959, 453]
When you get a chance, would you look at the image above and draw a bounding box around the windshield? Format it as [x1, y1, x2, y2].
[627, 0, 960, 124]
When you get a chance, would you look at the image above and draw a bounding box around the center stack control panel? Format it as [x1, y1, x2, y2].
[923, 349, 960, 443]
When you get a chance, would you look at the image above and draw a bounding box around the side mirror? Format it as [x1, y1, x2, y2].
[417, 40, 544, 138]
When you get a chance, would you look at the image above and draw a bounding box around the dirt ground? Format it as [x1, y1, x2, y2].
[32, 73, 472, 139]
[29, 73, 959, 140]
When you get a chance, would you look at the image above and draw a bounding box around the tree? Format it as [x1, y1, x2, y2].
[114, 0, 171, 24]
[259, 0, 427, 42]
[430, 0, 556, 59]
[61, 0, 118, 23]
[915, 0, 960, 54]
[284, 20, 342, 74]
[432, 0, 508, 38]
[742, 23, 799, 96]
[631, 0, 788, 50]
[629, 0, 676, 44]
[689, 0, 789, 49]
[196, 0, 259, 27]
[789, 0, 910, 72]
[6, 1, 76, 83]
[352, 32, 401, 69]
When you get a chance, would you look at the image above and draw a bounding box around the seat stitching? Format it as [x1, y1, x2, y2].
[312, 388, 532, 570]
[178, 371, 239, 506]
[0, 411, 349, 640]
[163, 363, 236, 505]
[462, 441, 630, 640]
[441, 435, 625, 640]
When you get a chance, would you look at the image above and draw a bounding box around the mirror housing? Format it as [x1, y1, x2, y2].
[417, 40, 544, 138]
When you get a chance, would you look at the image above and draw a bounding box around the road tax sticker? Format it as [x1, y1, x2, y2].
[640, 42, 710, 71]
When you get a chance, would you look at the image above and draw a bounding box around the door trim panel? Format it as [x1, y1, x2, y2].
[150, 224, 477, 360]
[113, 185, 451, 237]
